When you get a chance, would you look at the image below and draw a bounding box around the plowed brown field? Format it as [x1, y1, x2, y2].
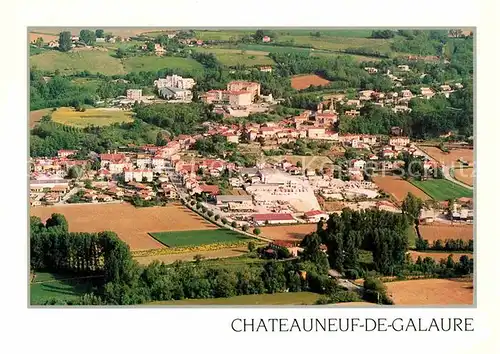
[291, 74, 330, 90]
[373, 175, 430, 202]
[453, 168, 474, 186]
[385, 278, 473, 305]
[30, 203, 217, 250]
[256, 224, 317, 241]
[419, 223, 473, 242]
[420, 146, 474, 168]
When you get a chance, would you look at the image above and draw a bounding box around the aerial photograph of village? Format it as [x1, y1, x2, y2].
[28, 27, 474, 306]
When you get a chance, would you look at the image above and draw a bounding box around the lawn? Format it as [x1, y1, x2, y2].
[149, 229, 251, 248]
[122, 55, 204, 73]
[149, 291, 322, 305]
[51, 107, 134, 127]
[30, 50, 126, 75]
[194, 47, 275, 67]
[30, 272, 97, 305]
[410, 179, 473, 201]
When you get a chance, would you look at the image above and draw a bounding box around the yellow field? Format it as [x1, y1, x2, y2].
[51, 107, 134, 127]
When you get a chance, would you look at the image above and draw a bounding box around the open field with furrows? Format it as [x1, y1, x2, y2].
[149, 292, 323, 305]
[266, 155, 334, 170]
[385, 278, 473, 305]
[29, 108, 52, 128]
[452, 167, 474, 186]
[149, 229, 250, 247]
[408, 251, 473, 262]
[419, 223, 473, 242]
[410, 179, 473, 200]
[291, 74, 331, 90]
[372, 175, 431, 202]
[30, 203, 217, 251]
[420, 146, 474, 168]
[134, 246, 248, 265]
[122, 56, 204, 73]
[29, 32, 59, 43]
[51, 107, 134, 127]
[194, 47, 275, 67]
[30, 50, 126, 75]
[257, 224, 317, 241]
[30, 272, 97, 305]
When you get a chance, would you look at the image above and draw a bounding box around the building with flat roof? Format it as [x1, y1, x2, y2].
[252, 213, 297, 226]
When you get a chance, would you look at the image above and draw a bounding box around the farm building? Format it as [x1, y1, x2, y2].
[216, 195, 253, 206]
[303, 210, 329, 223]
[30, 179, 70, 192]
[252, 213, 297, 226]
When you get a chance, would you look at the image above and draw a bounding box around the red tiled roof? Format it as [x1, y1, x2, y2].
[304, 210, 327, 217]
[252, 213, 294, 222]
[198, 184, 220, 195]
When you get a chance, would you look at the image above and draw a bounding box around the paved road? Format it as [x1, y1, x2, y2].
[57, 187, 81, 204]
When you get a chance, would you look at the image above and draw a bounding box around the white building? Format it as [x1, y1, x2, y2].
[126, 89, 142, 101]
[154, 75, 196, 90]
[124, 168, 153, 182]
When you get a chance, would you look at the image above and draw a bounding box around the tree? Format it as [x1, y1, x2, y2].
[67, 165, 83, 179]
[248, 241, 256, 252]
[59, 31, 72, 52]
[231, 221, 238, 228]
[214, 214, 221, 221]
[156, 132, 167, 146]
[242, 225, 249, 232]
[95, 29, 104, 38]
[115, 48, 126, 58]
[207, 210, 214, 217]
[84, 179, 92, 189]
[253, 228, 261, 236]
[193, 254, 204, 264]
[401, 193, 423, 226]
[34, 37, 44, 48]
[221, 217, 228, 225]
[254, 30, 265, 42]
[79, 29, 96, 46]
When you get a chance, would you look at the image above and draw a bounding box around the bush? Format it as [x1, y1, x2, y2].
[190, 200, 196, 206]
[201, 206, 207, 213]
[231, 221, 238, 228]
[253, 228, 261, 236]
[242, 225, 249, 232]
[196, 202, 202, 209]
[221, 217, 228, 225]
[344, 269, 359, 280]
[207, 210, 214, 217]
[214, 214, 221, 221]
[362, 277, 393, 305]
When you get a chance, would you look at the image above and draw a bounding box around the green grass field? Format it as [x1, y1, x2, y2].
[234, 43, 316, 54]
[410, 179, 473, 200]
[52, 107, 134, 127]
[149, 291, 322, 305]
[193, 30, 255, 40]
[277, 35, 392, 53]
[149, 229, 251, 247]
[122, 55, 204, 73]
[273, 29, 375, 38]
[194, 47, 275, 67]
[30, 50, 126, 75]
[30, 272, 96, 305]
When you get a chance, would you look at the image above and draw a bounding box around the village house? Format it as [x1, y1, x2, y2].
[391, 126, 404, 136]
[202, 90, 253, 107]
[400, 90, 414, 100]
[194, 184, 220, 197]
[306, 127, 325, 139]
[135, 154, 152, 169]
[222, 131, 239, 144]
[262, 36, 271, 43]
[226, 81, 261, 100]
[389, 136, 410, 146]
[259, 66, 273, 73]
[381, 149, 396, 159]
[454, 83, 464, 89]
[359, 90, 375, 100]
[126, 89, 142, 101]
[347, 168, 364, 182]
[420, 87, 435, 99]
[124, 168, 153, 182]
[100, 152, 129, 174]
[57, 149, 78, 158]
[397, 64, 410, 72]
[344, 109, 360, 117]
[364, 67, 378, 74]
[345, 99, 362, 108]
[351, 159, 367, 170]
[392, 105, 412, 113]
[161, 183, 178, 199]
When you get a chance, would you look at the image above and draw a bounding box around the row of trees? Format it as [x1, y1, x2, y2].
[30, 118, 161, 157]
[58, 29, 106, 52]
[415, 238, 473, 252]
